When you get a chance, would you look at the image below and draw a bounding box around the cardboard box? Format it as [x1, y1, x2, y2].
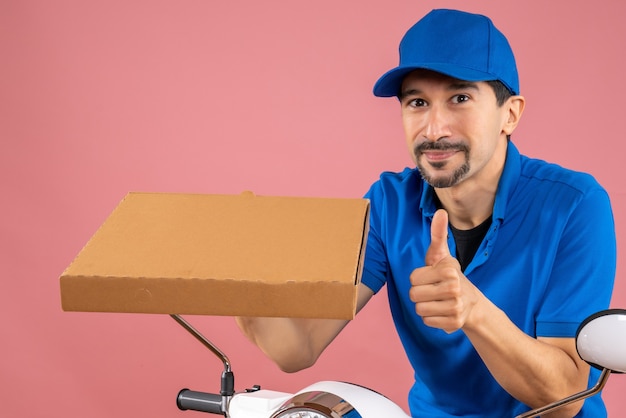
[60, 192, 369, 319]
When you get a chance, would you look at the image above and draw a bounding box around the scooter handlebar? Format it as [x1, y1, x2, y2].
[177, 389, 225, 415]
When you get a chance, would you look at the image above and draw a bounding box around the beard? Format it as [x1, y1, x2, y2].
[414, 141, 470, 188]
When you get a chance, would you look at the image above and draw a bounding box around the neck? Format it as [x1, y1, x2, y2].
[435, 186, 495, 229]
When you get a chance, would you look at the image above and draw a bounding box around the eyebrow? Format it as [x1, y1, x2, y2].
[399, 81, 480, 100]
[449, 81, 480, 91]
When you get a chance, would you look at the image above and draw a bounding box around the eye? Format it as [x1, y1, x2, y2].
[451, 94, 470, 104]
[406, 98, 427, 108]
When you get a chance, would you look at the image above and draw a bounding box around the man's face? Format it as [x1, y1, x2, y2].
[400, 70, 511, 189]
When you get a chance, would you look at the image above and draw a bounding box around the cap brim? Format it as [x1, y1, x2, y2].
[373, 63, 510, 97]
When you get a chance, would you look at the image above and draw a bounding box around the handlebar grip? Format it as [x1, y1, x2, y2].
[177, 389, 224, 414]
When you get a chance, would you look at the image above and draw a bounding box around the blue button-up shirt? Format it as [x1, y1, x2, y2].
[362, 141, 616, 417]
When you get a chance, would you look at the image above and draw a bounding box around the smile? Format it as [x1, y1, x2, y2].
[422, 150, 460, 162]
[414, 141, 469, 164]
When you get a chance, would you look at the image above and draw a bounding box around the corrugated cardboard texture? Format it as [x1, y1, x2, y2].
[60, 192, 369, 319]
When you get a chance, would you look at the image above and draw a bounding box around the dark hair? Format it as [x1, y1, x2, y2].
[486, 80, 513, 106]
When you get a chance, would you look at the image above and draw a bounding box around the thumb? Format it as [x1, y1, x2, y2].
[426, 209, 451, 266]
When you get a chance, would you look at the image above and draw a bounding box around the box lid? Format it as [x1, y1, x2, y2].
[60, 192, 369, 319]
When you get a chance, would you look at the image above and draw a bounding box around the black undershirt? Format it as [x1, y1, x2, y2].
[449, 216, 492, 272]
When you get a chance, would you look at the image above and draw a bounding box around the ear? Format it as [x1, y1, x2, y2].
[502, 95, 525, 136]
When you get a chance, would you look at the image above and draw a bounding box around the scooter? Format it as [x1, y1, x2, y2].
[171, 309, 626, 418]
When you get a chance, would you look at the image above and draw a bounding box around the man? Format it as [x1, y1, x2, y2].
[237, 9, 616, 417]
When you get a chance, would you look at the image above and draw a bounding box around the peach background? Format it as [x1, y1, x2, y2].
[2, 1, 625, 416]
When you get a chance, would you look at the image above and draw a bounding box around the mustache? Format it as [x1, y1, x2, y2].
[414, 141, 469, 154]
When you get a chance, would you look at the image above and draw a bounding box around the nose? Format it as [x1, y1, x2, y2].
[422, 105, 451, 142]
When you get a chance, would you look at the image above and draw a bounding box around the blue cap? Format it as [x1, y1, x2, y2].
[373, 9, 519, 97]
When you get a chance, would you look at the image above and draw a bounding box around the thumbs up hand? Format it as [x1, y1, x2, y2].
[409, 209, 481, 333]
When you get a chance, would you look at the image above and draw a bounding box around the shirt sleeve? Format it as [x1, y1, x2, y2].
[536, 186, 616, 337]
